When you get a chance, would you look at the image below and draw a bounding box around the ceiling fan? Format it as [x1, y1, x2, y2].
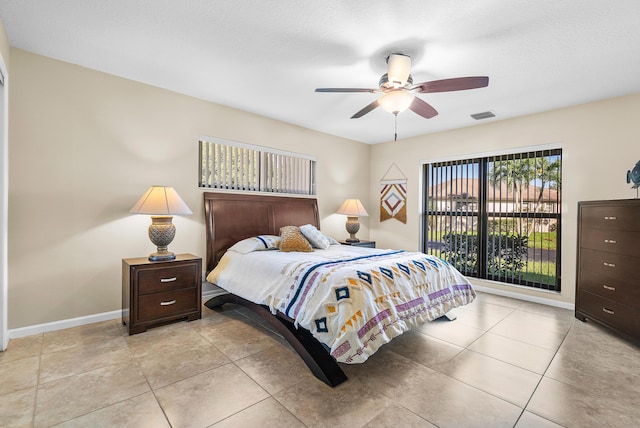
[315, 53, 489, 120]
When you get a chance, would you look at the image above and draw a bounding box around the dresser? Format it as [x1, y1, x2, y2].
[122, 254, 202, 334]
[576, 200, 640, 341]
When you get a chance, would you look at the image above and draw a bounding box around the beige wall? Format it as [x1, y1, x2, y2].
[8, 48, 371, 329]
[370, 93, 640, 304]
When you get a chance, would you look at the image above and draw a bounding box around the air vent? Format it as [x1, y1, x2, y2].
[471, 111, 496, 120]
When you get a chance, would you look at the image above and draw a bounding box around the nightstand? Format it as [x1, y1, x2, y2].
[122, 254, 202, 334]
[339, 240, 376, 248]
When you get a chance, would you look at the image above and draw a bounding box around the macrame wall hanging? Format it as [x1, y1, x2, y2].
[380, 163, 407, 224]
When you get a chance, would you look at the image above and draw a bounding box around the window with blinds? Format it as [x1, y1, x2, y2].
[199, 137, 316, 195]
[422, 148, 562, 291]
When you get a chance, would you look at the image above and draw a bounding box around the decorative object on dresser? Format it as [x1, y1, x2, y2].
[336, 199, 369, 242]
[130, 186, 193, 261]
[122, 254, 202, 334]
[339, 240, 376, 248]
[627, 160, 640, 197]
[576, 199, 640, 342]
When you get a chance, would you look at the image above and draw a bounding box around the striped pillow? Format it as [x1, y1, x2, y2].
[228, 235, 281, 254]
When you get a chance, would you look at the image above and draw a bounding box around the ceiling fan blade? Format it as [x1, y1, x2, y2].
[351, 100, 380, 119]
[414, 76, 489, 93]
[315, 88, 378, 93]
[409, 97, 439, 119]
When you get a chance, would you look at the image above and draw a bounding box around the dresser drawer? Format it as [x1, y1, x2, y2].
[578, 291, 640, 338]
[578, 249, 640, 309]
[137, 264, 198, 294]
[579, 203, 640, 232]
[137, 288, 199, 322]
[579, 229, 640, 254]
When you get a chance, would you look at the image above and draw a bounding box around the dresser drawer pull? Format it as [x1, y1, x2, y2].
[160, 277, 177, 283]
[602, 307, 615, 315]
[160, 300, 177, 306]
[602, 285, 616, 291]
[603, 262, 616, 268]
[603, 239, 617, 244]
[604, 216, 617, 220]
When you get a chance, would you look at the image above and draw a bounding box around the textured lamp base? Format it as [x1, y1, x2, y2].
[345, 216, 360, 242]
[148, 216, 177, 261]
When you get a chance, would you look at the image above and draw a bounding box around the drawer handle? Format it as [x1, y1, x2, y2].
[160, 277, 177, 283]
[604, 216, 617, 220]
[603, 239, 617, 244]
[603, 285, 616, 291]
[602, 307, 615, 315]
[603, 262, 616, 268]
[160, 300, 177, 306]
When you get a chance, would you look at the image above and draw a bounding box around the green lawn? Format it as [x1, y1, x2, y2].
[527, 231, 557, 250]
[521, 260, 556, 285]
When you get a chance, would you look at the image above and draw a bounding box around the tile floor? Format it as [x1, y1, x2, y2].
[1, 291, 639, 427]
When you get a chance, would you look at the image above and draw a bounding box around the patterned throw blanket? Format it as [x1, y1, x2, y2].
[273, 250, 475, 363]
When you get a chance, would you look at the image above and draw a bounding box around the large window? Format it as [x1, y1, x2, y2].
[422, 148, 562, 291]
[199, 137, 316, 195]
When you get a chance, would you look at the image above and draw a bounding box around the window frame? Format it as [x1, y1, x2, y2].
[420, 145, 562, 292]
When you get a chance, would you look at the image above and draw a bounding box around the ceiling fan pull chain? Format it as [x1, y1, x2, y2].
[394, 113, 398, 141]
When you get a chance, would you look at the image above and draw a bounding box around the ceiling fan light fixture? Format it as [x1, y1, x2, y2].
[379, 90, 414, 114]
[387, 53, 411, 87]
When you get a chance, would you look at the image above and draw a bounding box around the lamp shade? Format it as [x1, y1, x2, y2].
[336, 199, 369, 217]
[379, 90, 415, 114]
[130, 186, 193, 216]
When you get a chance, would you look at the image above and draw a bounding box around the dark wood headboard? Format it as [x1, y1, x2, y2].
[203, 192, 320, 274]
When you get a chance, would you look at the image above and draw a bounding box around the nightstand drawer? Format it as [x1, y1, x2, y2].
[137, 288, 199, 322]
[138, 264, 198, 294]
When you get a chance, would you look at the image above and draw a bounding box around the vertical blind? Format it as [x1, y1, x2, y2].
[423, 148, 562, 291]
[199, 137, 316, 195]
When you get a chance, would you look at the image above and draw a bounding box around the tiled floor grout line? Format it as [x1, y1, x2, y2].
[511, 316, 574, 428]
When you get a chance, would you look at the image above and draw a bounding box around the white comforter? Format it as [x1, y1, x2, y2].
[207, 245, 475, 363]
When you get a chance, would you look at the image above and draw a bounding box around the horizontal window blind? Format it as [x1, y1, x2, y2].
[199, 137, 316, 195]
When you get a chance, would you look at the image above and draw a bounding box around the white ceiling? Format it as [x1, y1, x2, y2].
[1, 0, 639, 144]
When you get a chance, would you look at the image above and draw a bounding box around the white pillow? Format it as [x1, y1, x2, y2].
[300, 224, 333, 250]
[227, 235, 281, 254]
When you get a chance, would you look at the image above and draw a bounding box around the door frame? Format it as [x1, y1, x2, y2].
[0, 52, 8, 351]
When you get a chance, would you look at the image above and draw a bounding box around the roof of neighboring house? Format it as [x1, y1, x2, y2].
[429, 179, 561, 203]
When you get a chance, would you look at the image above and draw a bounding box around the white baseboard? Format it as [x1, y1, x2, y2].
[8, 293, 226, 340]
[8, 309, 123, 339]
[473, 284, 575, 310]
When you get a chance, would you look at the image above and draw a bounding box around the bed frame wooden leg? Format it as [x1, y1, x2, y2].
[204, 294, 348, 388]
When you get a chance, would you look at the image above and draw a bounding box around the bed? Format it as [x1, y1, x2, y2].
[203, 192, 475, 387]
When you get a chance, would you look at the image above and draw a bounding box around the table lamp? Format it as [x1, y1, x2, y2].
[130, 186, 193, 261]
[336, 199, 369, 242]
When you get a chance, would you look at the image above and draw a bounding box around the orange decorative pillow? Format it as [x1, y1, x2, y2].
[280, 225, 313, 252]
